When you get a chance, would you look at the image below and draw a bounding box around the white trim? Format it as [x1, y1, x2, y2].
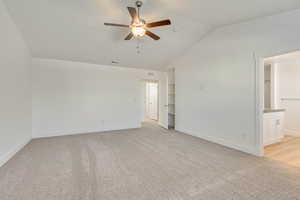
[0, 137, 31, 168]
[176, 127, 261, 156]
[33, 126, 141, 139]
[254, 53, 265, 157]
[158, 122, 168, 129]
[264, 137, 284, 146]
[284, 129, 300, 136]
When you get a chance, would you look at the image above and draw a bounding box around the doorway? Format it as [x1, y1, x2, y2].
[258, 50, 300, 167]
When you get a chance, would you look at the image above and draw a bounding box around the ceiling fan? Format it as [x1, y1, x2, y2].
[104, 1, 171, 40]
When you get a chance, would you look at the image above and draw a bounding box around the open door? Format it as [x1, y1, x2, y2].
[147, 82, 158, 120]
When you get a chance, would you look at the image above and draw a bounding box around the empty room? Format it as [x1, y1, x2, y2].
[1, 0, 300, 199]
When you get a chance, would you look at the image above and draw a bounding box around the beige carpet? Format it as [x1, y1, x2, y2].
[1, 123, 300, 200]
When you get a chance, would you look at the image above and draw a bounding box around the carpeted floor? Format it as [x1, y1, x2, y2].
[1, 122, 300, 200]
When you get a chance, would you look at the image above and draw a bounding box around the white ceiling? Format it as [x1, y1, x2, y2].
[4, 0, 300, 70]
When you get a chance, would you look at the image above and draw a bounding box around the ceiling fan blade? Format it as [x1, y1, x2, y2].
[104, 23, 129, 28]
[145, 30, 160, 40]
[127, 7, 138, 22]
[146, 19, 171, 28]
[124, 32, 134, 40]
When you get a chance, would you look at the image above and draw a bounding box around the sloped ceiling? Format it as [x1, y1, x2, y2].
[4, 0, 300, 70]
[265, 51, 300, 64]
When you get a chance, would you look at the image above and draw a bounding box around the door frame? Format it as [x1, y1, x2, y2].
[142, 80, 160, 122]
[255, 53, 265, 157]
[255, 49, 300, 157]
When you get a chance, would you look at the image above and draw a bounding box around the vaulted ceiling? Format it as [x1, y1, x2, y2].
[4, 0, 300, 70]
[265, 51, 300, 64]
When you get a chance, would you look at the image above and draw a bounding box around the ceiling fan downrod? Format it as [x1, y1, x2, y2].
[136, 1, 143, 22]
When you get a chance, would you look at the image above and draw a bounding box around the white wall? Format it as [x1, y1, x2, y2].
[0, 0, 31, 166]
[171, 9, 300, 155]
[277, 62, 300, 136]
[32, 58, 167, 138]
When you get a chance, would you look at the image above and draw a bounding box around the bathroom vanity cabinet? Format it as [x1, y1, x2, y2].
[263, 109, 285, 146]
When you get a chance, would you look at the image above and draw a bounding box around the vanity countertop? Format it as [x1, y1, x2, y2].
[264, 108, 286, 113]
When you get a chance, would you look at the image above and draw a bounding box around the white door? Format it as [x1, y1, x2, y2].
[148, 82, 158, 120]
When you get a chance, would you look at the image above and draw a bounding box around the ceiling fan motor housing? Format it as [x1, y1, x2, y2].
[136, 1, 143, 8]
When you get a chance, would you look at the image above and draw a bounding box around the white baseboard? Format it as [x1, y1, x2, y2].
[264, 137, 283, 146]
[0, 137, 31, 168]
[158, 122, 168, 129]
[284, 129, 300, 136]
[176, 127, 260, 156]
[33, 125, 141, 139]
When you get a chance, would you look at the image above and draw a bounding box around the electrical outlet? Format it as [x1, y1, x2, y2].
[242, 132, 247, 139]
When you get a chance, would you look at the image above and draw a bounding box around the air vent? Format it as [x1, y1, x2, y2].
[111, 61, 119, 64]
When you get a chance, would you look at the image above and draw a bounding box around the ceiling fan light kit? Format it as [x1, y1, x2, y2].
[131, 21, 146, 37]
[104, 0, 171, 41]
